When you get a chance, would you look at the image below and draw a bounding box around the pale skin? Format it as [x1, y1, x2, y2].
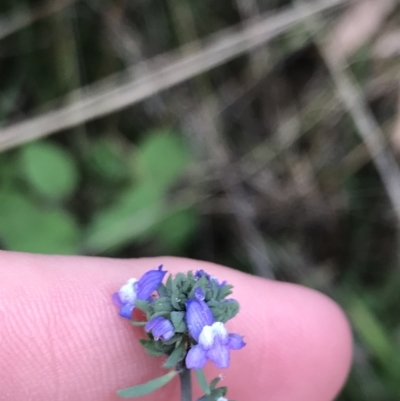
[0, 251, 352, 401]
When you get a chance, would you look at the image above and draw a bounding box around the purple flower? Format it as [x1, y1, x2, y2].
[112, 265, 167, 319]
[145, 316, 175, 341]
[186, 292, 214, 341]
[185, 296, 245, 369]
[195, 269, 226, 288]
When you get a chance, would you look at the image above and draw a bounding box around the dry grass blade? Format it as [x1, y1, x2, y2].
[298, 0, 400, 224]
[0, 0, 77, 41]
[327, 65, 400, 222]
[0, 0, 346, 152]
[327, 0, 395, 61]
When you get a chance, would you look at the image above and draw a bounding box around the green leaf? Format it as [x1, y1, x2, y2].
[162, 334, 183, 345]
[163, 341, 186, 368]
[157, 283, 169, 297]
[209, 377, 221, 390]
[139, 340, 165, 357]
[134, 131, 189, 191]
[153, 297, 174, 313]
[87, 138, 130, 182]
[20, 142, 78, 199]
[85, 182, 163, 252]
[166, 275, 173, 294]
[0, 191, 80, 254]
[209, 300, 239, 323]
[117, 370, 178, 398]
[135, 300, 151, 313]
[211, 386, 228, 398]
[195, 369, 210, 395]
[347, 296, 394, 365]
[157, 208, 199, 251]
[210, 279, 219, 300]
[217, 285, 233, 301]
[170, 311, 187, 333]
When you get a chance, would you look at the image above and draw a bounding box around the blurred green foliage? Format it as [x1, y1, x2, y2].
[0, 131, 197, 255]
[1, 1, 400, 400]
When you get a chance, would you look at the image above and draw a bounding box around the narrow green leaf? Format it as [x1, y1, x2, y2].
[163, 341, 186, 368]
[347, 296, 394, 365]
[157, 283, 169, 297]
[117, 370, 178, 398]
[139, 340, 165, 357]
[153, 297, 174, 313]
[135, 300, 151, 313]
[195, 369, 210, 395]
[170, 311, 187, 333]
[209, 377, 221, 390]
[166, 275, 173, 294]
[212, 386, 228, 398]
[210, 279, 219, 300]
[217, 284, 233, 301]
[162, 334, 183, 345]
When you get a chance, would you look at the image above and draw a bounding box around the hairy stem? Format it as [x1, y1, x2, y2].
[179, 365, 192, 401]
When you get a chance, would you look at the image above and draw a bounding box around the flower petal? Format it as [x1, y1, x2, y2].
[145, 316, 175, 341]
[136, 265, 167, 300]
[198, 325, 214, 350]
[112, 292, 123, 308]
[194, 287, 205, 301]
[186, 298, 214, 341]
[118, 278, 138, 304]
[206, 336, 230, 369]
[195, 270, 210, 280]
[186, 345, 208, 369]
[228, 333, 246, 350]
[195, 270, 224, 287]
[119, 303, 135, 319]
[212, 322, 228, 343]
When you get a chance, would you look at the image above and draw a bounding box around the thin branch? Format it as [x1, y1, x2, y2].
[0, 0, 347, 152]
[297, 0, 400, 223]
[0, 0, 77, 41]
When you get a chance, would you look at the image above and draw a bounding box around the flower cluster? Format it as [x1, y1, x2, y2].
[113, 265, 245, 401]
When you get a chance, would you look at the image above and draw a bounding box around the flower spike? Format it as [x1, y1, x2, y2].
[113, 267, 245, 401]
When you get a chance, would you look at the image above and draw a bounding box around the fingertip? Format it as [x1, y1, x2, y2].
[220, 276, 353, 401]
[0, 253, 352, 401]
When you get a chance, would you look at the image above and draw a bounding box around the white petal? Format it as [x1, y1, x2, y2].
[199, 325, 215, 349]
[211, 322, 228, 342]
[118, 278, 138, 304]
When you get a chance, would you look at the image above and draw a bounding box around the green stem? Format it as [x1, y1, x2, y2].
[179, 365, 192, 401]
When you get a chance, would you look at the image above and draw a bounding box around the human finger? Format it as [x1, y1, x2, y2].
[0, 251, 352, 401]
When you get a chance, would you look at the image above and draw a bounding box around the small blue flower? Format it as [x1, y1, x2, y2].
[195, 269, 226, 288]
[186, 295, 214, 341]
[145, 316, 175, 341]
[112, 265, 167, 319]
[185, 296, 245, 369]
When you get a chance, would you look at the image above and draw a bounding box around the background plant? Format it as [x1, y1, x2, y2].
[1, 0, 400, 399]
